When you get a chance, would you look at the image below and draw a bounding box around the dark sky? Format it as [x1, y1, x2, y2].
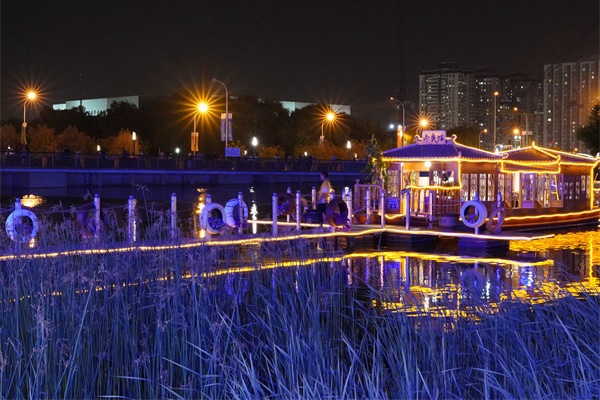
[1, 0, 598, 124]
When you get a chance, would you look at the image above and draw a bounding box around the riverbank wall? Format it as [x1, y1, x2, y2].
[1, 168, 365, 191]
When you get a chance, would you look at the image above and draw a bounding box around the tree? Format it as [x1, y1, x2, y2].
[99, 129, 150, 155]
[576, 104, 600, 156]
[0, 124, 20, 151]
[362, 135, 388, 185]
[56, 126, 97, 153]
[28, 125, 58, 152]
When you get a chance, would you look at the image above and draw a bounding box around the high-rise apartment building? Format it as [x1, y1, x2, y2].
[419, 63, 474, 130]
[419, 64, 544, 151]
[543, 57, 599, 152]
[473, 68, 503, 150]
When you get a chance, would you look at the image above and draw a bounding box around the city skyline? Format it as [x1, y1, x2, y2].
[1, 0, 598, 123]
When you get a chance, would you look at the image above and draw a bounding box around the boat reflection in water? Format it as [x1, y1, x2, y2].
[341, 230, 599, 319]
[215, 230, 599, 322]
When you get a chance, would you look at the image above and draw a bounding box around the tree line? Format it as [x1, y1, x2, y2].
[1, 90, 400, 160]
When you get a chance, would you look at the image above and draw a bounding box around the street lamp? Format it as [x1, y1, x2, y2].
[346, 140, 351, 159]
[513, 107, 529, 147]
[192, 102, 208, 155]
[251, 136, 258, 158]
[132, 131, 137, 155]
[513, 128, 521, 149]
[320, 111, 335, 145]
[212, 78, 229, 155]
[493, 91, 499, 150]
[479, 128, 488, 149]
[390, 97, 406, 131]
[21, 90, 38, 145]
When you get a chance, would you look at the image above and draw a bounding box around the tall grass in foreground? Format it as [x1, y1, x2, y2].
[0, 219, 598, 398]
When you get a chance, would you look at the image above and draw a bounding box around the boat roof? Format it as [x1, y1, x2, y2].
[382, 133, 504, 162]
[381, 131, 599, 169]
[502, 145, 599, 166]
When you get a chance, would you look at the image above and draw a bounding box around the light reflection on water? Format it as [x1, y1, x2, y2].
[2, 191, 599, 318]
[222, 230, 600, 319]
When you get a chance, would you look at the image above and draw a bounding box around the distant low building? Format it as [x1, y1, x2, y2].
[54, 96, 350, 117]
[280, 100, 351, 115]
[53, 95, 139, 115]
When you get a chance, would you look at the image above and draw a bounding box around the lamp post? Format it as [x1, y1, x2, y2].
[493, 91, 499, 150]
[251, 136, 258, 158]
[212, 78, 229, 155]
[22, 90, 37, 145]
[390, 97, 406, 135]
[346, 140, 351, 159]
[513, 107, 529, 146]
[132, 131, 137, 155]
[479, 128, 488, 149]
[320, 112, 335, 145]
[513, 128, 521, 149]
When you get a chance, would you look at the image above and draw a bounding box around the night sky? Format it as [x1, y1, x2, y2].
[1, 0, 598, 124]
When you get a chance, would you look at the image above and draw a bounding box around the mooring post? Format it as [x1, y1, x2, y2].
[171, 193, 177, 239]
[200, 194, 211, 242]
[238, 192, 244, 234]
[380, 184, 386, 229]
[94, 194, 101, 239]
[272, 193, 278, 236]
[296, 190, 302, 231]
[346, 189, 353, 229]
[405, 191, 411, 230]
[366, 187, 372, 224]
[12, 198, 22, 252]
[287, 187, 292, 223]
[429, 189, 435, 228]
[128, 195, 136, 243]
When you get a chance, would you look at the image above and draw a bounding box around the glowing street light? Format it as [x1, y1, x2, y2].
[320, 111, 336, 145]
[419, 118, 429, 130]
[132, 131, 137, 155]
[21, 90, 38, 145]
[513, 128, 521, 149]
[191, 101, 208, 155]
[513, 107, 529, 147]
[251, 136, 258, 158]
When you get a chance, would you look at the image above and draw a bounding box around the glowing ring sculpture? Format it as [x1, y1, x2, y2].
[460, 200, 488, 229]
[199, 203, 227, 234]
[486, 207, 506, 234]
[224, 198, 249, 228]
[6, 209, 39, 243]
[277, 193, 295, 216]
[325, 199, 349, 228]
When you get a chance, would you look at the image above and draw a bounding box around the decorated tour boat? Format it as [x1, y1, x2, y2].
[373, 130, 600, 232]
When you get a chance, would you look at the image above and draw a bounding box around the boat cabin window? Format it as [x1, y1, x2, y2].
[548, 174, 564, 207]
[515, 173, 564, 209]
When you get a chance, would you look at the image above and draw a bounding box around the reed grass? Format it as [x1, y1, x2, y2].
[0, 219, 598, 399]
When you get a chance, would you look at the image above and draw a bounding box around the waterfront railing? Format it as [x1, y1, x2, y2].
[1, 152, 366, 173]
